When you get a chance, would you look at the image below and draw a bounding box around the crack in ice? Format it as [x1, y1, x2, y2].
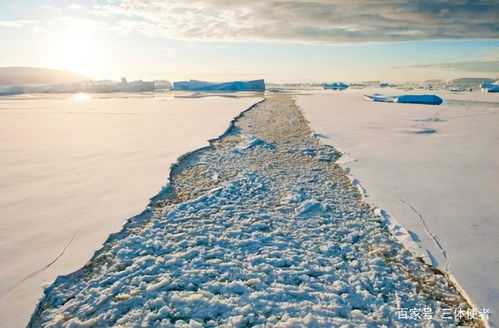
[397, 197, 451, 272]
[0, 231, 79, 300]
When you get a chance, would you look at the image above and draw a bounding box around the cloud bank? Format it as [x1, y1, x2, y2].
[91, 0, 499, 43]
[0, 20, 35, 28]
[395, 60, 499, 72]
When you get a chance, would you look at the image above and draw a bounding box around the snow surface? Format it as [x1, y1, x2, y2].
[297, 88, 499, 327]
[0, 93, 262, 328]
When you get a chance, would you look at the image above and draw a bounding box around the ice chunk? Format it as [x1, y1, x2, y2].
[236, 135, 274, 150]
[396, 95, 443, 105]
[363, 94, 396, 103]
[295, 199, 324, 216]
[364, 94, 443, 105]
[480, 81, 499, 93]
[173, 79, 265, 92]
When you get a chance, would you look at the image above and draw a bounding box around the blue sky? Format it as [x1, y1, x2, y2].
[0, 0, 498, 82]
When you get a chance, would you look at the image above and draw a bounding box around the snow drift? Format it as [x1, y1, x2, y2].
[173, 79, 265, 92]
[364, 94, 443, 105]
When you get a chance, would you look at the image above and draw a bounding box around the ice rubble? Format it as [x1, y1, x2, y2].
[364, 94, 443, 105]
[31, 169, 474, 327]
[172, 79, 265, 92]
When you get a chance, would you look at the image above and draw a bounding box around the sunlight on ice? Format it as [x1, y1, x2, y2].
[72, 92, 90, 101]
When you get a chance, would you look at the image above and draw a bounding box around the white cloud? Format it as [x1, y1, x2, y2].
[0, 20, 36, 28]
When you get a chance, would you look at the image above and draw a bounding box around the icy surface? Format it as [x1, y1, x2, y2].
[0, 93, 262, 328]
[297, 88, 499, 327]
[364, 94, 443, 105]
[173, 79, 265, 92]
[30, 96, 480, 327]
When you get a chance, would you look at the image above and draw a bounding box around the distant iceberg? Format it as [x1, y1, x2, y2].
[364, 94, 443, 105]
[480, 81, 499, 93]
[172, 79, 265, 92]
[323, 82, 348, 90]
[82, 78, 156, 93]
[0, 86, 24, 96]
[0, 78, 160, 96]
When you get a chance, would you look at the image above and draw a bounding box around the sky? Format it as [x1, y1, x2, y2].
[0, 0, 498, 83]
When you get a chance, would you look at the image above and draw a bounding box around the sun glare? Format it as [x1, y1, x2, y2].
[72, 92, 90, 101]
[50, 20, 105, 78]
[55, 37, 101, 78]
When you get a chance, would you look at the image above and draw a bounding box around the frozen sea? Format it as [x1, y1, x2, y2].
[0, 92, 262, 328]
[297, 88, 499, 327]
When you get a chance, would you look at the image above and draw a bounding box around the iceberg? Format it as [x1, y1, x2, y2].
[447, 77, 494, 91]
[379, 82, 395, 88]
[153, 80, 172, 90]
[323, 82, 348, 90]
[172, 79, 265, 92]
[480, 81, 499, 93]
[0, 86, 24, 96]
[364, 94, 443, 105]
[397, 95, 443, 105]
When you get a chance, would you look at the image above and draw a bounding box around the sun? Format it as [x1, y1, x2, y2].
[54, 36, 101, 78]
[49, 18, 105, 79]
